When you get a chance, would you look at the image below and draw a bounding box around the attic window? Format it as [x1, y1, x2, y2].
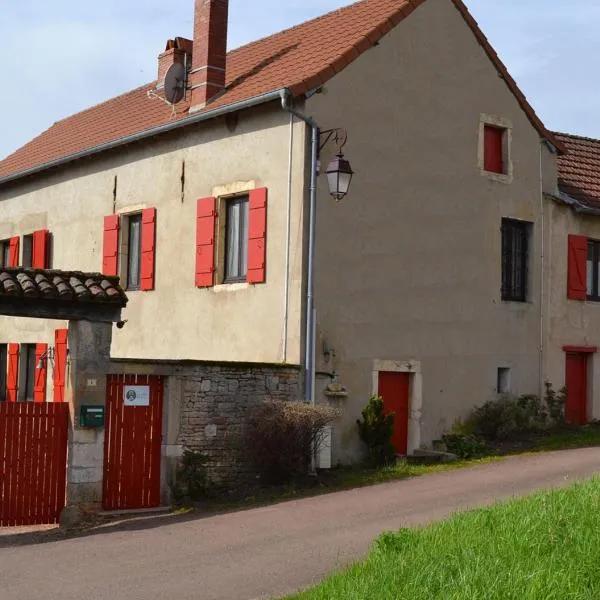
[484, 125, 506, 174]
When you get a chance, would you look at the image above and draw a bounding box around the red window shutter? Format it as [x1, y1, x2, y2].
[8, 236, 20, 267]
[247, 188, 268, 284]
[7, 344, 19, 402]
[32, 229, 50, 269]
[34, 343, 48, 403]
[53, 329, 68, 403]
[484, 125, 504, 174]
[568, 234, 588, 300]
[103, 215, 120, 276]
[140, 208, 157, 291]
[196, 197, 217, 288]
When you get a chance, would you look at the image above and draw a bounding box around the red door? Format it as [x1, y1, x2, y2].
[378, 371, 410, 455]
[103, 374, 164, 510]
[565, 353, 588, 425]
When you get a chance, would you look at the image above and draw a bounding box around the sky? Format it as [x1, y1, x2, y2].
[1, 0, 599, 160]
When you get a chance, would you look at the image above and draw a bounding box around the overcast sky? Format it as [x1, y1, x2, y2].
[1, 0, 599, 160]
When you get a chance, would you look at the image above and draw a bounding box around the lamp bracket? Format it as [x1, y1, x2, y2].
[318, 127, 348, 156]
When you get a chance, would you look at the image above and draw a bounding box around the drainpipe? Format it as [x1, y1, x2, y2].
[538, 140, 546, 399]
[280, 90, 319, 408]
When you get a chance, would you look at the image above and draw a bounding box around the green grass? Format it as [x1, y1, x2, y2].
[289, 477, 600, 600]
[533, 425, 600, 451]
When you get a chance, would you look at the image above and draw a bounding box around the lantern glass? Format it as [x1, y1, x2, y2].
[326, 153, 354, 200]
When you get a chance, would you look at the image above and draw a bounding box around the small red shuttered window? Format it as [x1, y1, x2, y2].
[568, 234, 588, 300]
[32, 229, 50, 269]
[140, 208, 157, 291]
[103, 215, 120, 276]
[7, 344, 19, 402]
[8, 237, 19, 267]
[34, 343, 48, 403]
[54, 329, 68, 402]
[484, 125, 505, 174]
[247, 187, 268, 284]
[196, 197, 217, 288]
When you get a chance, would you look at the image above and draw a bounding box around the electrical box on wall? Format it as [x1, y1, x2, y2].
[80, 405, 105, 429]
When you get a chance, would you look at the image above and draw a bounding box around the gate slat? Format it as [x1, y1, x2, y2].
[0, 405, 8, 526]
[21, 403, 33, 525]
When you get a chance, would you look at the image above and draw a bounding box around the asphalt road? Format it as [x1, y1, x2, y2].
[2, 447, 600, 600]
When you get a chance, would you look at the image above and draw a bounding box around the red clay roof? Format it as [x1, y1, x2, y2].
[0, 0, 562, 183]
[555, 132, 600, 210]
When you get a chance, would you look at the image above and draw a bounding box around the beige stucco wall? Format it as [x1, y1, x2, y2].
[544, 200, 600, 421]
[0, 103, 308, 399]
[307, 0, 558, 462]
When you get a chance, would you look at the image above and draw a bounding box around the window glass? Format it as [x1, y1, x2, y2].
[588, 240, 600, 301]
[22, 235, 33, 268]
[19, 344, 36, 402]
[127, 214, 142, 290]
[0, 241, 9, 268]
[501, 218, 530, 302]
[225, 196, 249, 282]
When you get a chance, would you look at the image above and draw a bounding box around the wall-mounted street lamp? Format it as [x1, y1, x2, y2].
[320, 128, 354, 201]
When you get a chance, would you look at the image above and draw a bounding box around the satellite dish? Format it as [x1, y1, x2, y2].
[164, 62, 186, 104]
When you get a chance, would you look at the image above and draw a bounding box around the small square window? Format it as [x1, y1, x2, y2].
[497, 367, 511, 394]
[0, 240, 10, 268]
[224, 196, 249, 283]
[484, 125, 506, 174]
[501, 218, 531, 302]
[22, 234, 33, 268]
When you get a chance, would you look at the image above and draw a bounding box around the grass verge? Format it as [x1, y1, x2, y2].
[289, 477, 600, 600]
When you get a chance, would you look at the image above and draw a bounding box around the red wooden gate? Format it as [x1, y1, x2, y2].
[103, 374, 164, 510]
[0, 403, 69, 527]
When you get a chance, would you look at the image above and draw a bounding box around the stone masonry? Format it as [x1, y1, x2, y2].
[175, 362, 302, 488]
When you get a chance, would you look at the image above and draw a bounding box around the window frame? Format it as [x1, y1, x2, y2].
[587, 239, 600, 301]
[479, 114, 513, 183]
[0, 344, 6, 402]
[18, 344, 37, 402]
[0, 240, 10, 268]
[501, 218, 531, 303]
[22, 234, 33, 268]
[122, 213, 143, 291]
[223, 195, 250, 284]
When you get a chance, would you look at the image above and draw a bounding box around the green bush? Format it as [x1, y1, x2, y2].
[356, 395, 396, 467]
[171, 448, 211, 505]
[544, 382, 567, 424]
[441, 433, 487, 459]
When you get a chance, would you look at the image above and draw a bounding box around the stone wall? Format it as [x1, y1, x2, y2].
[175, 362, 302, 488]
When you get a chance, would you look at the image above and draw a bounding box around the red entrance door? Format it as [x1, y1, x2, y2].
[565, 353, 588, 425]
[378, 371, 410, 455]
[103, 374, 164, 510]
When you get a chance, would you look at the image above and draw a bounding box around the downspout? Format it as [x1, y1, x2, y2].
[538, 140, 546, 398]
[280, 90, 319, 406]
[282, 111, 294, 363]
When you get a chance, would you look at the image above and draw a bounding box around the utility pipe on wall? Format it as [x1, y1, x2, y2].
[280, 90, 319, 405]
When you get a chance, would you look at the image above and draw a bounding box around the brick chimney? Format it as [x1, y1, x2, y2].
[157, 37, 193, 90]
[190, 0, 229, 110]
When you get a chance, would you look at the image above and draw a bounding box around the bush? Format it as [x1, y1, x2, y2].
[171, 448, 211, 505]
[441, 433, 487, 459]
[356, 395, 396, 467]
[465, 383, 567, 441]
[244, 400, 340, 485]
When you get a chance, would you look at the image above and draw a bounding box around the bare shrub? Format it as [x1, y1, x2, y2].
[244, 400, 341, 485]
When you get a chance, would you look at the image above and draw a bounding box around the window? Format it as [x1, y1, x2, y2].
[0, 240, 9, 267]
[497, 368, 511, 394]
[19, 344, 36, 402]
[587, 240, 600, 301]
[21, 234, 33, 268]
[484, 125, 506, 174]
[126, 214, 142, 290]
[0, 344, 6, 401]
[224, 196, 249, 282]
[501, 218, 530, 302]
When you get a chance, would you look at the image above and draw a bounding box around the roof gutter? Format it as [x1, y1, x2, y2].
[557, 191, 600, 216]
[0, 89, 288, 187]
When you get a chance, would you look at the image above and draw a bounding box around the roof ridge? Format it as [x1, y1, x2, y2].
[553, 131, 600, 144]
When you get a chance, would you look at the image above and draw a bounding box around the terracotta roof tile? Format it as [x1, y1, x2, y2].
[0, 269, 127, 307]
[555, 132, 600, 210]
[0, 0, 562, 182]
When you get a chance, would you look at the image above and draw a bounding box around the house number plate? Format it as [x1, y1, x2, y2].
[123, 385, 150, 407]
